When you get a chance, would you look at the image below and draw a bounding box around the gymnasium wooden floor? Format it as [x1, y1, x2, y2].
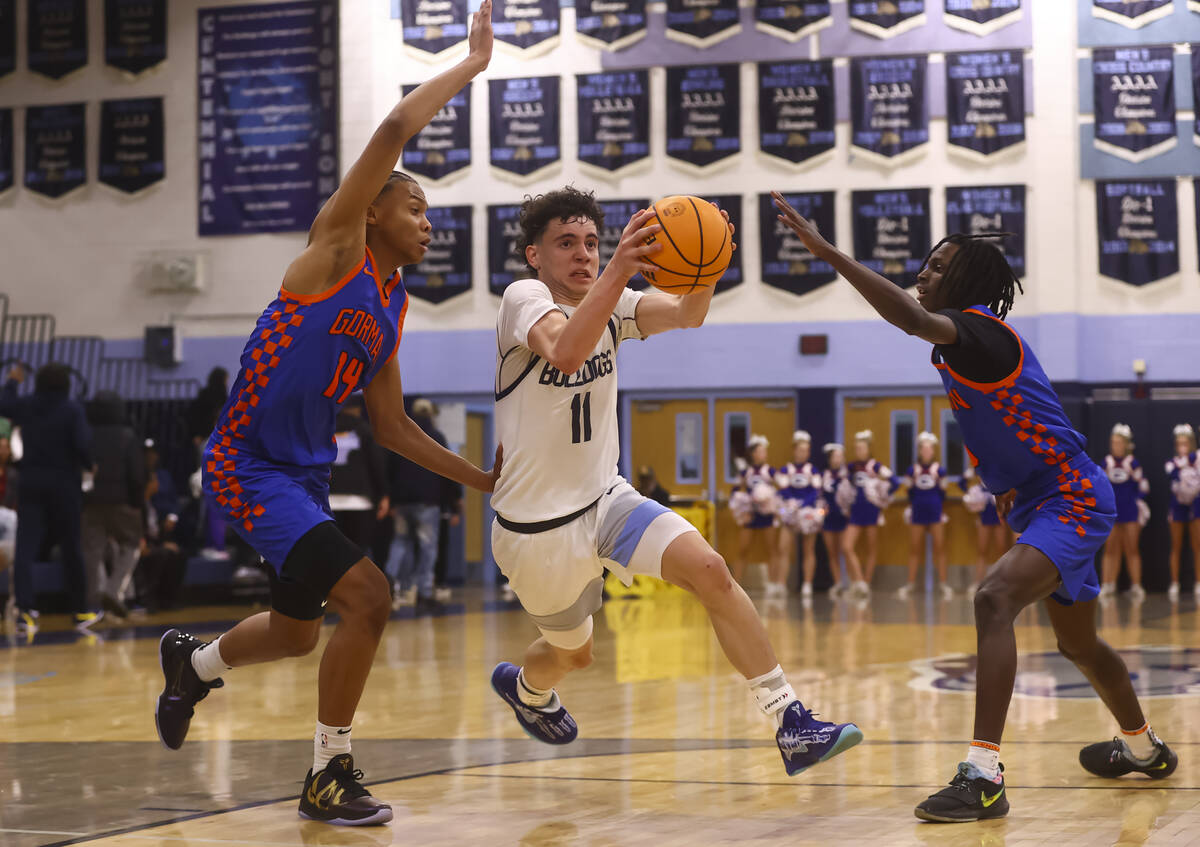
[2, 586, 1199, 847]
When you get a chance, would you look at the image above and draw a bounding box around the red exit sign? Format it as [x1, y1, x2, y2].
[799, 334, 828, 356]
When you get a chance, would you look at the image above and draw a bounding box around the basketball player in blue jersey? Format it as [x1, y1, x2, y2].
[153, 6, 499, 827]
[771, 192, 1177, 823]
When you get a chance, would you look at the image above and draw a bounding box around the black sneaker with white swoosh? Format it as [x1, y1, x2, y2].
[914, 762, 1009, 823]
[298, 754, 392, 825]
[1079, 732, 1177, 779]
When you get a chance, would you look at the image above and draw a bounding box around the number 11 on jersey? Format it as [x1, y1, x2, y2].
[571, 391, 592, 444]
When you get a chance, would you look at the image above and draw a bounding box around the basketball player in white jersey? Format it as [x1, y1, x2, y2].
[488, 187, 861, 774]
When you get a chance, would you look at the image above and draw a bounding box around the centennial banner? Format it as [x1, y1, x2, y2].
[197, 1, 339, 236]
[755, 0, 831, 42]
[401, 83, 470, 184]
[493, 0, 559, 56]
[28, 0, 88, 79]
[0, 108, 11, 194]
[404, 205, 473, 304]
[758, 60, 836, 168]
[666, 64, 741, 173]
[708, 194, 743, 294]
[600, 198, 652, 289]
[577, 70, 650, 179]
[0, 1, 16, 78]
[99, 97, 164, 194]
[943, 0, 1021, 36]
[25, 103, 87, 199]
[1091, 0, 1172, 29]
[105, 0, 167, 75]
[850, 0, 926, 39]
[944, 185, 1026, 278]
[1096, 180, 1178, 287]
[666, 0, 740, 47]
[851, 188, 930, 289]
[759, 191, 837, 297]
[488, 203, 526, 296]
[1092, 46, 1176, 163]
[851, 56, 929, 166]
[575, 0, 647, 50]
[945, 50, 1025, 161]
[399, 0, 468, 61]
[489, 76, 560, 183]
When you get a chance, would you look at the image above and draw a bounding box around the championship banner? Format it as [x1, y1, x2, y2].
[1092, 47, 1176, 163]
[666, 0, 740, 48]
[576, 0, 648, 50]
[105, 0, 167, 75]
[1091, 0, 1172, 29]
[577, 70, 651, 179]
[944, 185, 1026, 278]
[849, 0, 926, 39]
[401, 84, 470, 184]
[403, 205, 473, 304]
[0, 1, 15, 79]
[1096, 180, 1178, 287]
[493, 0, 559, 56]
[25, 103, 86, 199]
[399, 0, 467, 62]
[851, 188, 930, 289]
[28, 0, 88, 79]
[755, 0, 831, 42]
[99, 97, 164, 195]
[197, 1, 339, 237]
[708, 194, 743, 294]
[666, 64, 741, 174]
[945, 51, 1025, 161]
[600, 198, 652, 289]
[489, 76, 560, 183]
[488, 203, 526, 296]
[0, 109, 12, 195]
[758, 60, 836, 169]
[759, 191, 837, 297]
[850, 56, 929, 166]
[943, 0, 1021, 36]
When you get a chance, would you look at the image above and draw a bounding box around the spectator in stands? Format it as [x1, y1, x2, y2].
[0, 435, 18, 611]
[636, 466, 672, 506]
[330, 397, 390, 558]
[137, 439, 187, 613]
[188, 367, 230, 559]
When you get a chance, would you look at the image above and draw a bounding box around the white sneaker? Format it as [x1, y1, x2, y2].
[1100, 582, 1116, 597]
[800, 582, 813, 598]
[966, 582, 979, 597]
[897, 583, 913, 599]
[500, 583, 517, 602]
[829, 582, 846, 597]
[1129, 584, 1146, 602]
[392, 586, 417, 609]
[1168, 582, 1180, 602]
[434, 586, 452, 602]
[940, 583, 954, 600]
[852, 580, 871, 598]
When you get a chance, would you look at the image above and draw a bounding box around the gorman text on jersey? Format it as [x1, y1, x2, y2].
[329, 308, 385, 360]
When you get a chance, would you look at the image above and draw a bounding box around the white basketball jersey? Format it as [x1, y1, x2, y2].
[491, 278, 644, 523]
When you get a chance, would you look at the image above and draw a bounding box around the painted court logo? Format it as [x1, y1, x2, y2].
[909, 646, 1200, 699]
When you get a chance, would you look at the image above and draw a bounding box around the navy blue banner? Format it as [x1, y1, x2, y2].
[575, 0, 647, 50]
[577, 70, 650, 177]
[708, 194, 743, 294]
[759, 191, 837, 297]
[666, 64, 741, 172]
[850, 0, 926, 39]
[945, 51, 1025, 160]
[25, 103, 86, 199]
[758, 60, 836, 167]
[601, 198, 653, 290]
[1097, 180, 1178, 287]
[944, 0, 1021, 36]
[494, 0, 559, 54]
[0, 109, 11, 194]
[851, 56, 929, 165]
[489, 76, 560, 182]
[28, 0, 88, 79]
[945, 185, 1026, 279]
[99, 97, 164, 194]
[403, 205, 473, 304]
[851, 188, 930, 289]
[1193, 47, 1199, 151]
[666, 0, 740, 47]
[755, 0, 831, 42]
[488, 203, 526, 295]
[400, 0, 467, 59]
[197, 1, 339, 237]
[105, 0, 166, 74]
[1092, 0, 1172, 29]
[1195, 178, 1199, 273]
[402, 84, 470, 183]
[0, 1, 14, 79]
[1093, 47, 1176, 163]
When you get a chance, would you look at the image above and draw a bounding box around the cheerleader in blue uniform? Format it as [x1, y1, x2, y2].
[897, 432, 953, 599]
[1100, 424, 1149, 601]
[1165, 424, 1200, 602]
[728, 435, 781, 587]
[821, 443, 856, 595]
[776, 431, 824, 598]
[843, 430, 892, 597]
[962, 468, 1005, 595]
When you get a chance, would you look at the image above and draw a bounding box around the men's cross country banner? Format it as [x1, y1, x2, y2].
[0, 109, 12, 195]
[105, 0, 167, 75]
[493, 0, 559, 56]
[0, 1, 15, 79]
[575, 0, 647, 50]
[759, 191, 837, 297]
[944, 185, 1026, 278]
[1096, 180, 1178, 287]
[398, 0, 467, 61]
[666, 0, 740, 48]
[600, 198, 652, 290]
[758, 60, 835, 169]
[489, 76, 560, 183]
[197, 1, 339, 237]
[1091, 0, 1172, 29]
[945, 51, 1025, 161]
[1092, 46, 1176, 163]
[851, 188, 930, 289]
[666, 64, 741, 174]
[401, 84, 470, 184]
[403, 205, 472, 304]
[708, 194, 744, 294]
[488, 203, 526, 296]
[943, 0, 1021, 36]
[99, 97, 164, 194]
[754, 0, 831, 42]
[25, 103, 87, 199]
[849, 0, 926, 39]
[28, 0, 88, 79]
[577, 70, 650, 179]
[851, 56, 929, 166]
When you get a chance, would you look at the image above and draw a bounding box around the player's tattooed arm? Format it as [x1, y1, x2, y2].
[635, 206, 732, 337]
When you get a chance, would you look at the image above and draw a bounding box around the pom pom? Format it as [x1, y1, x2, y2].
[962, 486, 991, 514]
[729, 490, 753, 526]
[835, 478, 856, 515]
[1137, 499, 1151, 528]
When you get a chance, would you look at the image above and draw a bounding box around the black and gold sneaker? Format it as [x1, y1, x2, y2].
[1080, 732, 1178, 779]
[155, 628, 224, 750]
[298, 754, 393, 826]
[914, 762, 1008, 823]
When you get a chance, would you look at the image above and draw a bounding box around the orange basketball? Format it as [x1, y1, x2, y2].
[640, 195, 733, 294]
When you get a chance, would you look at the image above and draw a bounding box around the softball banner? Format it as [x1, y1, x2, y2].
[851, 55, 929, 166]
[403, 205, 473, 304]
[759, 191, 837, 297]
[754, 0, 831, 42]
[758, 60, 836, 168]
[577, 70, 651, 179]
[489, 76, 561, 183]
[1092, 46, 1176, 163]
[851, 188, 931, 289]
[944, 185, 1026, 278]
[945, 50, 1025, 161]
[1096, 179, 1178, 287]
[850, 0, 926, 39]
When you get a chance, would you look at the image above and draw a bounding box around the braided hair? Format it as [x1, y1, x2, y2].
[922, 233, 1023, 320]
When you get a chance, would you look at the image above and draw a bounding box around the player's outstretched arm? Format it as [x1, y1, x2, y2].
[635, 206, 733, 336]
[771, 191, 957, 346]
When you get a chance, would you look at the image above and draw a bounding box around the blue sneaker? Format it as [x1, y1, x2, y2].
[490, 662, 578, 745]
[776, 702, 863, 776]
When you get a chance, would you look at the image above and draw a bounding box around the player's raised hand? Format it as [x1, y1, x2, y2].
[467, 0, 494, 70]
[607, 208, 663, 282]
[772, 191, 833, 259]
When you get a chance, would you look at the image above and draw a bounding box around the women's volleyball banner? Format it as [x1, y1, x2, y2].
[1096, 180, 1178, 287]
[0, 1, 13, 78]
[402, 84, 470, 184]
[399, 0, 468, 60]
[577, 70, 651, 178]
[943, 0, 1021, 36]
[575, 0, 647, 50]
[493, 0, 559, 55]
[666, 0, 740, 47]
[28, 0, 88, 79]
[758, 60, 836, 167]
[851, 188, 930, 289]
[25, 103, 87, 199]
[666, 64, 741, 173]
[0, 108, 11, 194]
[488, 203, 526, 295]
[945, 51, 1025, 160]
[489, 76, 561, 183]
[105, 0, 167, 75]
[1091, 0, 1172, 29]
[754, 0, 831, 42]
[99, 97, 165, 194]
[944, 185, 1026, 278]
[850, 0, 926, 39]
[759, 191, 837, 297]
[1092, 46, 1176, 163]
[851, 56, 929, 166]
[403, 205, 473, 304]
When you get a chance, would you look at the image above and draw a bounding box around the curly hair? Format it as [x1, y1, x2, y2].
[517, 187, 604, 272]
[922, 233, 1024, 320]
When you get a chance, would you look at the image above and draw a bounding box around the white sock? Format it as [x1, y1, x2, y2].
[191, 637, 232, 683]
[516, 668, 553, 709]
[1122, 723, 1155, 760]
[748, 665, 797, 726]
[314, 721, 352, 774]
[966, 740, 1001, 781]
